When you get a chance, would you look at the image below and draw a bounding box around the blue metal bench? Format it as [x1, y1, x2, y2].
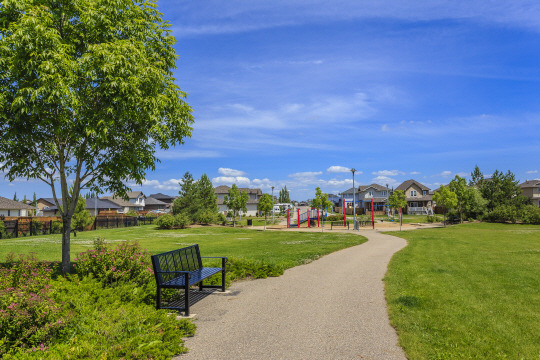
[151, 244, 227, 316]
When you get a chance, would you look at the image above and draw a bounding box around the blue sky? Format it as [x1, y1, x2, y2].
[2, 1, 540, 201]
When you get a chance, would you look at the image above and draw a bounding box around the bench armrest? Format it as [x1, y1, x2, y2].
[201, 256, 228, 261]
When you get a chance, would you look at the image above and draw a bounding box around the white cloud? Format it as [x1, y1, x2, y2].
[371, 175, 400, 187]
[372, 170, 404, 176]
[218, 167, 246, 177]
[435, 171, 453, 177]
[526, 170, 538, 174]
[326, 166, 350, 173]
[212, 176, 251, 186]
[410, 171, 421, 175]
[381, 124, 390, 132]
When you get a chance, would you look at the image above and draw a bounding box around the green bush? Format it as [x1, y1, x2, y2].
[155, 214, 175, 229]
[216, 212, 226, 223]
[326, 214, 344, 221]
[520, 205, 540, 224]
[196, 209, 216, 225]
[50, 221, 63, 234]
[74, 241, 154, 286]
[0, 254, 68, 357]
[174, 213, 191, 228]
[485, 205, 520, 223]
[30, 220, 43, 234]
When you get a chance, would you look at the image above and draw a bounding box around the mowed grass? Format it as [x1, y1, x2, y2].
[384, 223, 540, 359]
[0, 225, 366, 270]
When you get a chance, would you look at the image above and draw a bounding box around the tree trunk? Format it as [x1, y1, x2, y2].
[264, 214, 267, 230]
[61, 216, 72, 275]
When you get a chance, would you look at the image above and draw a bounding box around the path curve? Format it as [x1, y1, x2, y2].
[177, 231, 407, 360]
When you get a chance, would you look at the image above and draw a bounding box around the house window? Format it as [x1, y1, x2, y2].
[368, 191, 374, 197]
[382, 191, 387, 196]
[423, 190, 427, 195]
[410, 190, 417, 197]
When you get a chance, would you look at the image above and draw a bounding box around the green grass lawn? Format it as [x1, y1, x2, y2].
[0, 224, 366, 270]
[384, 223, 540, 359]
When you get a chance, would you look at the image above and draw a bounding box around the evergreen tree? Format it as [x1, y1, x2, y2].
[279, 186, 290, 203]
[172, 172, 198, 218]
[32, 192, 37, 207]
[23, 194, 27, 203]
[13, 192, 18, 201]
[469, 165, 484, 187]
[196, 174, 218, 214]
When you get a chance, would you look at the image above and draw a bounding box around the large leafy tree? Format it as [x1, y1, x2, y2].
[433, 185, 458, 226]
[224, 184, 248, 227]
[448, 175, 471, 223]
[257, 193, 273, 230]
[388, 190, 407, 217]
[0, 0, 193, 274]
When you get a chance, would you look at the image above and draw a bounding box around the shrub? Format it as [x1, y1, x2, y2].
[0, 254, 69, 357]
[196, 209, 216, 225]
[155, 214, 175, 229]
[485, 205, 520, 223]
[3, 277, 196, 360]
[30, 220, 43, 234]
[520, 205, 540, 225]
[74, 241, 154, 286]
[326, 214, 344, 221]
[174, 213, 191, 229]
[216, 212, 226, 223]
[50, 221, 62, 234]
[0, 220, 5, 236]
[125, 210, 139, 217]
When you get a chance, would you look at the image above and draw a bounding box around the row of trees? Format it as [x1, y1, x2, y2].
[390, 166, 539, 224]
[172, 172, 219, 224]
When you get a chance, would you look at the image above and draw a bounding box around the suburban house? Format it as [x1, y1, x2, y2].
[148, 193, 176, 212]
[395, 179, 433, 214]
[340, 184, 391, 212]
[100, 196, 139, 214]
[36, 198, 56, 213]
[0, 196, 36, 217]
[214, 185, 263, 216]
[40, 198, 121, 216]
[520, 180, 540, 207]
[126, 191, 146, 211]
[144, 197, 168, 213]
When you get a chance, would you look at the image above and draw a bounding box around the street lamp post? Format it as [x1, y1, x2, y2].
[351, 168, 357, 230]
[271, 186, 275, 225]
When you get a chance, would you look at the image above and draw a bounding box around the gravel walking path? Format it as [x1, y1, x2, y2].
[177, 231, 407, 360]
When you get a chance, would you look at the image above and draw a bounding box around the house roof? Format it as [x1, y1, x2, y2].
[44, 198, 121, 211]
[126, 191, 144, 199]
[396, 179, 430, 192]
[38, 198, 56, 206]
[217, 198, 260, 205]
[520, 180, 540, 188]
[101, 196, 138, 208]
[0, 196, 36, 210]
[144, 197, 167, 206]
[341, 184, 390, 195]
[148, 193, 175, 200]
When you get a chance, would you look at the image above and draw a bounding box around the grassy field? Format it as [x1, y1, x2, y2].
[384, 223, 540, 359]
[0, 224, 366, 270]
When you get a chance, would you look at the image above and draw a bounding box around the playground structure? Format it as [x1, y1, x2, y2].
[287, 208, 325, 228]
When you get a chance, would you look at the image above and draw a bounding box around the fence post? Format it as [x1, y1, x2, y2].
[15, 220, 19, 238]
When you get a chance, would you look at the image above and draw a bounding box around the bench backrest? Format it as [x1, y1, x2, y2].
[151, 244, 203, 284]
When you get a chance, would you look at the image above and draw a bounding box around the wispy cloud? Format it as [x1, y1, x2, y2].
[327, 166, 351, 173]
[526, 170, 538, 174]
[218, 168, 246, 177]
[372, 170, 405, 176]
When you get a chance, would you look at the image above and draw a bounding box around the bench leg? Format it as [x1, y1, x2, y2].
[221, 258, 226, 292]
[156, 286, 161, 310]
[199, 279, 203, 291]
[184, 276, 190, 316]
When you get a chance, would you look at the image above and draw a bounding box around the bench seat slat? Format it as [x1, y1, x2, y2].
[160, 267, 223, 288]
